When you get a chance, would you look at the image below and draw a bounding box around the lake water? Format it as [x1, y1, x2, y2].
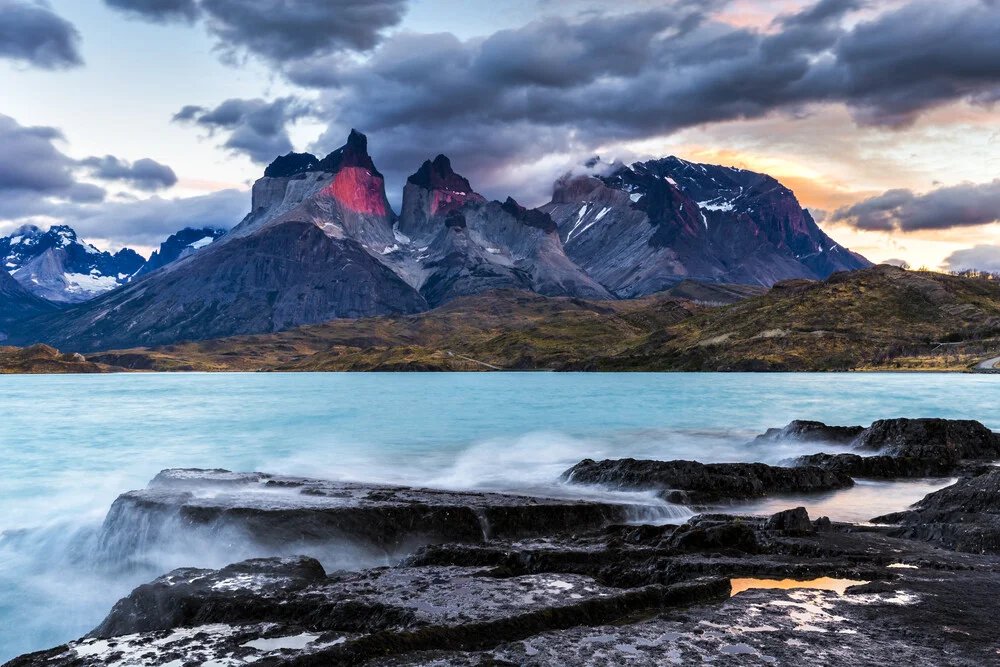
[1, 372, 997, 660]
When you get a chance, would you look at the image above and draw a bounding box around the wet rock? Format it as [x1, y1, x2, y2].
[372, 571, 1000, 666]
[98, 469, 659, 566]
[670, 522, 760, 554]
[855, 418, 1000, 460]
[765, 507, 815, 536]
[10, 556, 729, 667]
[12, 460, 1000, 666]
[786, 418, 1000, 479]
[794, 452, 960, 478]
[754, 420, 864, 446]
[873, 468, 1000, 554]
[814, 516, 833, 532]
[562, 458, 853, 504]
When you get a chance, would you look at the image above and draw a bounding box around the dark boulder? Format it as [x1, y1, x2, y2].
[765, 507, 815, 536]
[754, 420, 864, 446]
[562, 458, 853, 504]
[671, 522, 760, 553]
[91, 556, 329, 637]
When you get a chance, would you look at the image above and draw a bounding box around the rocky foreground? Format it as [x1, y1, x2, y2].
[7, 418, 1000, 666]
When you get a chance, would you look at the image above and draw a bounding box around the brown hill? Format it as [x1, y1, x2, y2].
[30, 267, 1000, 373]
[593, 265, 1000, 371]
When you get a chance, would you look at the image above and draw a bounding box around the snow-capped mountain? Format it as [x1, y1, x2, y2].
[134, 227, 225, 278]
[0, 226, 145, 303]
[541, 158, 871, 297]
[10, 133, 871, 352]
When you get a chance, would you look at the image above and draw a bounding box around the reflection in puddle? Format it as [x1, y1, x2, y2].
[730, 577, 869, 597]
[727, 478, 955, 523]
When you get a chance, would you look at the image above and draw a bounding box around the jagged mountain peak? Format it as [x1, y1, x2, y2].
[542, 155, 871, 297]
[315, 129, 382, 178]
[135, 227, 225, 278]
[407, 154, 474, 194]
[260, 130, 382, 181]
[500, 197, 558, 233]
[263, 152, 319, 178]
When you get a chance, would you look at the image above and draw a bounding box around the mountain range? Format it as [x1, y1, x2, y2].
[4, 130, 871, 352]
[0, 225, 144, 303]
[0, 224, 224, 303]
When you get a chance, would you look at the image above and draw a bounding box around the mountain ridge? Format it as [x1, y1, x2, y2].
[8, 132, 870, 352]
[78, 266, 1000, 373]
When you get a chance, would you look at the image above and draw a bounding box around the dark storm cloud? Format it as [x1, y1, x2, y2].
[0, 114, 76, 194]
[832, 180, 1000, 231]
[777, 0, 866, 27]
[103, 0, 199, 23]
[942, 245, 1000, 273]
[815, 0, 1000, 128]
[79, 155, 178, 191]
[0, 0, 83, 69]
[264, 0, 1000, 197]
[104, 0, 408, 61]
[172, 97, 314, 164]
[201, 0, 409, 61]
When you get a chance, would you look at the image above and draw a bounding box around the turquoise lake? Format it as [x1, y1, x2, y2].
[1, 372, 997, 660]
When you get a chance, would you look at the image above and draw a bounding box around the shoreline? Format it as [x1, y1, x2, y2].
[6, 417, 1000, 665]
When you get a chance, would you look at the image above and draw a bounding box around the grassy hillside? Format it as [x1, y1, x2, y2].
[35, 266, 1000, 373]
[0, 345, 111, 374]
[592, 265, 1000, 371]
[89, 290, 704, 372]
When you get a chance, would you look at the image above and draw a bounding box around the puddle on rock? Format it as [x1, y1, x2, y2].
[730, 577, 869, 597]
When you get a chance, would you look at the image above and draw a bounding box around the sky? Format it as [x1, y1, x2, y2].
[1, 0, 999, 270]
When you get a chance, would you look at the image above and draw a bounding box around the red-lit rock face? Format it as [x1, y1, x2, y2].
[321, 167, 388, 217]
[429, 189, 483, 216]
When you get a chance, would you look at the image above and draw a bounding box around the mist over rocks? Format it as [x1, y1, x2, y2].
[561, 458, 854, 504]
[753, 418, 1000, 479]
[13, 449, 1000, 665]
[11, 411, 1000, 666]
[95, 468, 662, 568]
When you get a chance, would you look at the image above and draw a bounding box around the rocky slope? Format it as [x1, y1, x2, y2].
[0, 344, 107, 373]
[0, 225, 145, 303]
[16, 221, 428, 353]
[541, 157, 870, 297]
[0, 267, 58, 339]
[134, 227, 225, 278]
[9, 418, 1000, 666]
